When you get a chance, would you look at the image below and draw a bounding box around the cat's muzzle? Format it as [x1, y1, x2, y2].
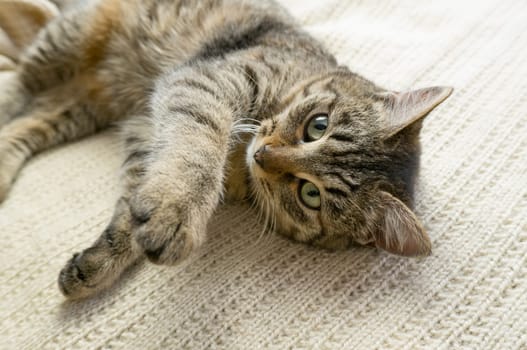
[253, 144, 266, 169]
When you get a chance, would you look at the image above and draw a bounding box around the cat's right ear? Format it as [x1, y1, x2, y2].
[377, 86, 453, 139]
[373, 191, 432, 257]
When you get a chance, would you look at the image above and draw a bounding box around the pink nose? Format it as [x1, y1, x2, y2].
[253, 145, 266, 168]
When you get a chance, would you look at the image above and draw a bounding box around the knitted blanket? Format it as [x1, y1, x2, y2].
[1, 0, 526, 348]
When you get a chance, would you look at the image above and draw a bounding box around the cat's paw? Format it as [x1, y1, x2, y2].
[130, 189, 204, 265]
[58, 248, 115, 299]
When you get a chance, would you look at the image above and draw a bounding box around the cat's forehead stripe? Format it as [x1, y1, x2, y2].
[279, 74, 336, 110]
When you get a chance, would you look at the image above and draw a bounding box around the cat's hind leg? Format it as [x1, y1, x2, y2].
[0, 74, 30, 128]
[58, 119, 151, 299]
[0, 1, 118, 127]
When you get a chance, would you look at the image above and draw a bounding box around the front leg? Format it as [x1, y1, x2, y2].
[130, 130, 227, 265]
[130, 65, 252, 265]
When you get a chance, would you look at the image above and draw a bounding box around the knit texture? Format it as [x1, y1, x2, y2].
[1, 0, 526, 349]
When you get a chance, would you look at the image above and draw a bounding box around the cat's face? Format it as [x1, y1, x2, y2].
[247, 70, 452, 256]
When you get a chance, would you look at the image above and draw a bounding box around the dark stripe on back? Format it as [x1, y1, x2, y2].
[168, 105, 221, 133]
[195, 17, 289, 59]
[182, 78, 223, 101]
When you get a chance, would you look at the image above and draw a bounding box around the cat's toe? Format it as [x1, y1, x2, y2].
[58, 253, 92, 299]
[58, 249, 109, 299]
[130, 197, 198, 265]
[134, 219, 193, 265]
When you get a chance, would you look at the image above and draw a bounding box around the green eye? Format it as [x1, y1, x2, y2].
[299, 181, 321, 209]
[305, 114, 328, 142]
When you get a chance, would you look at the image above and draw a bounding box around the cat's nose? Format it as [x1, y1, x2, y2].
[253, 144, 299, 174]
[253, 145, 266, 168]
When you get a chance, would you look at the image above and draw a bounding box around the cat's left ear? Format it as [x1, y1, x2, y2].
[373, 191, 432, 257]
[378, 86, 453, 138]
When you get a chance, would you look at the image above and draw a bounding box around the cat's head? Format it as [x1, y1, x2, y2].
[246, 69, 452, 256]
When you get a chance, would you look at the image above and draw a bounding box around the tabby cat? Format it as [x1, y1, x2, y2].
[0, 0, 452, 299]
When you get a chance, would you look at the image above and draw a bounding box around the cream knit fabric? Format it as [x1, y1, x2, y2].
[1, 0, 527, 349]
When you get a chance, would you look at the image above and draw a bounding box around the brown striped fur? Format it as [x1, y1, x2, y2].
[0, 0, 452, 299]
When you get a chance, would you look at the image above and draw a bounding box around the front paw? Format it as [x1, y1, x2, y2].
[130, 191, 205, 265]
[58, 248, 112, 299]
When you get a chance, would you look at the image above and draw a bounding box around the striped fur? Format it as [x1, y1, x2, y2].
[0, 0, 451, 299]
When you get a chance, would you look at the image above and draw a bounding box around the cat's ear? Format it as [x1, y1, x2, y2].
[378, 86, 453, 138]
[374, 191, 431, 257]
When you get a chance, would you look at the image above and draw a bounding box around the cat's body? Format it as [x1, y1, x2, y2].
[0, 0, 451, 299]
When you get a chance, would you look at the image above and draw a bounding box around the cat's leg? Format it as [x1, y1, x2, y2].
[0, 74, 29, 128]
[58, 119, 151, 299]
[127, 65, 255, 266]
[59, 60, 261, 296]
[0, 101, 103, 202]
[0, 18, 79, 126]
[0, 2, 115, 126]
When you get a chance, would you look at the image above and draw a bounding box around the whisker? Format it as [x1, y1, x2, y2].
[231, 119, 260, 143]
[250, 182, 268, 245]
[260, 181, 276, 244]
[236, 117, 261, 125]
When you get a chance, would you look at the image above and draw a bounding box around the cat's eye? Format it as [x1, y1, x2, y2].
[299, 181, 321, 210]
[304, 114, 328, 142]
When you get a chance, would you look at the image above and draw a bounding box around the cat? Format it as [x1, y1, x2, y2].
[0, 0, 452, 299]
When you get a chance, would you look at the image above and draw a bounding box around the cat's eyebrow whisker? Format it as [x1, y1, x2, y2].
[233, 126, 258, 135]
[233, 122, 259, 129]
[232, 118, 260, 129]
[236, 117, 261, 125]
[231, 121, 260, 138]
